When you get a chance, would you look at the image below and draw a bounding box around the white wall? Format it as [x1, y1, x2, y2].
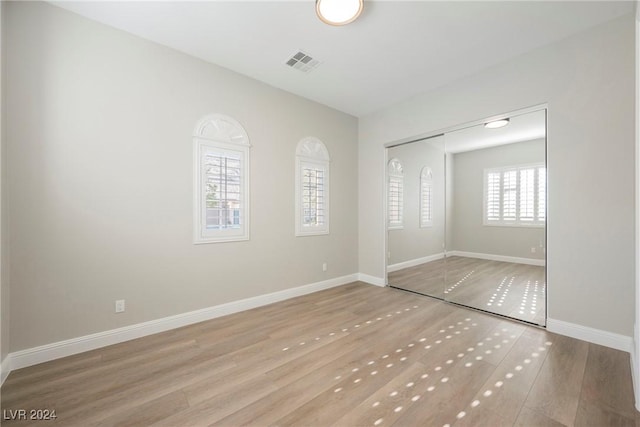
[5, 2, 358, 352]
[450, 139, 546, 260]
[0, 0, 7, 379]
[634, 0, 640, 410]
[360, 14, 635, 336]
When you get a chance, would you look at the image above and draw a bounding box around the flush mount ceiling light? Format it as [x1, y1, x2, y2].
[316, 0, 364, 26]
[484, 118, 510, 129]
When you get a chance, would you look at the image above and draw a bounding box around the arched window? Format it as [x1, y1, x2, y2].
[388, 158, 404, 229]
[193, 114, 250, 244]
[420, 167, 433, 228]
[296, 137, 330, 236]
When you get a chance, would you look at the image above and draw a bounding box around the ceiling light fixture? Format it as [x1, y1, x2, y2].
[316, 0, 364, 26]
[484, 118, 510, 129]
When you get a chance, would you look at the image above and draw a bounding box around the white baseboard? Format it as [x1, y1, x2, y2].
[8, 271, 633, 394]
[631, 345, 639, 410]
[387, 253, 445, 273]
[7, 273, 359, 372]
[448, 250, 545, 267]
[357, 273, 386, 287]
[547, 318, 633, 353]
[633, 322, 639, 410]
[1, 354, 11, 386]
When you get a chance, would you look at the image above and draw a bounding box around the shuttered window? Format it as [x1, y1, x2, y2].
[203, 149, 243, 230]
[296, 137, 330, 236]
[486, 171, 501, 221]
[194, 114, 250, 244]
[538, 167, 546, 222]
[502, 170, 517, 221]
[388, 158, 404, 229]
[301, 165, 326, 228]
[484, 163, 545, 227]
[420, 167, 433, 228]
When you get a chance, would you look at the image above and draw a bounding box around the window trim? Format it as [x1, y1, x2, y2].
[295, 137, 330, 237]
[193, 114, 251, 244]
[388, 158, 404, 230]
[483, 162, 545, 228]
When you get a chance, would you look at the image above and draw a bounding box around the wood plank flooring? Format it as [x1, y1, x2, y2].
[1, 282, 636, 426]
[389, 257, 546, 325]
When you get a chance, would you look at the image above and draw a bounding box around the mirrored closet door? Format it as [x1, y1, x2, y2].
[386, 109, 547, 326]
[444, 109, 546, 325]
[387, 136, 446, 299]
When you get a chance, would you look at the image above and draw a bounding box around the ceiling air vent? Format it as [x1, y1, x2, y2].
[285, 50, 321, 73]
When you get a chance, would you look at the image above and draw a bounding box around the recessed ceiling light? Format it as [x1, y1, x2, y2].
[316, 0, 364, 26]
[484, 118, 510, 129]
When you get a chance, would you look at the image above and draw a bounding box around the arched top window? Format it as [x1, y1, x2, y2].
[388, 158, 404, 229]
[420, 167, 434, 228]
[388, 158, 403, 177]
[193, 114, 250, 146]
[193, 114, 251, 244]
[296, 137, 330, 161]
[421, 167, 433, 181]
[296, 137, 330, 236]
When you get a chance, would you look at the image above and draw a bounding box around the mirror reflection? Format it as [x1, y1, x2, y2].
[387, 137, 446, 298]
[386, 109, 547, 326]
[445, 110, 546, 325]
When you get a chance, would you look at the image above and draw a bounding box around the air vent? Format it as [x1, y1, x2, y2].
[285, 50, 321, 73]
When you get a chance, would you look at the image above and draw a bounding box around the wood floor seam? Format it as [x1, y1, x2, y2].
[1, 283, 636, 427]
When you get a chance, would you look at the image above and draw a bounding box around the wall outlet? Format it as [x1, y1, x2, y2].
[115, 299, 125, 313]
[322, 262, 327, 272]
[387, 251, 391, 259]
[531, 247, 536, 253]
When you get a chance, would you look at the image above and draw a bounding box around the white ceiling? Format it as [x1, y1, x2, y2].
[445, 109, 546, 153]
[51, 1, 635, 117]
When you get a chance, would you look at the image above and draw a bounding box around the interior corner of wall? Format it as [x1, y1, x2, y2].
[0, 353, 10, 386]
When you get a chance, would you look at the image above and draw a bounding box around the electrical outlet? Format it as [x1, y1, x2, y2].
[115, 299, 125, 313]
[531, 247, 536, 253]
[322, 262, 327, 272]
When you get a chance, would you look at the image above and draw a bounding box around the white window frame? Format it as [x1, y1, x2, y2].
[295, 137, 330, 236]
[388, 158, 404, 230]
[193, 114, 251, 244]
[420, 167, 434, 228]
[483, 162, 546, 228]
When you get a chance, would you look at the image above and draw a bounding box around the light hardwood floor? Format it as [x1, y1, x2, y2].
[1, 282, 636, 426]
[389, 257, 546, 325]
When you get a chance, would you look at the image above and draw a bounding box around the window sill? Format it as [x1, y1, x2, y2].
[483, 222, 544, 229]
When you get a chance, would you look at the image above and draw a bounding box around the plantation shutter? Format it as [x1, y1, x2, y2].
[502, 170, 517, 221]
[538, 166, 546, 222]
[484, 164, 546, 226]
[519, 168, 535, 221]
[388, 176, 403, 227]
[204, 149, 243, 231]
[420, 167, 433, 227]
[486, 171, 501, 222]
[301, 166, 326, 227]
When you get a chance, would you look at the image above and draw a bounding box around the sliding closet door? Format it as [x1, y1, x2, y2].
[443, 109, 547, 326]
[386, 136, 446, 299]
